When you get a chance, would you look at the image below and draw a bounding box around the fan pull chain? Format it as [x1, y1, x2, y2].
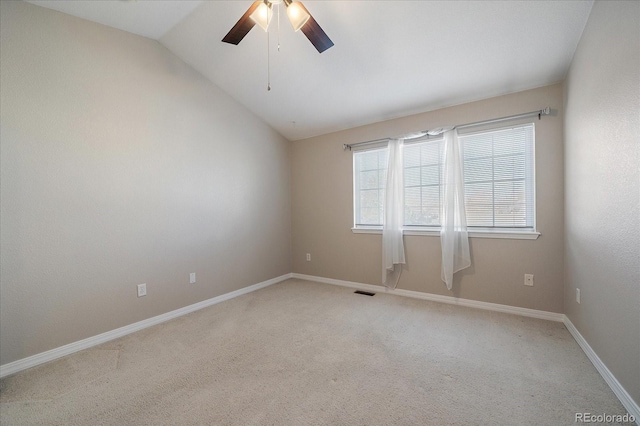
[277, 4, 280, 52]
[267, 29, 271, 91]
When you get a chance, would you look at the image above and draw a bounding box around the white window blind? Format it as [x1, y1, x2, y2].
[354, 148, 388, 226]
[353, 123, 535, 230]
[403, 138, 444, 226]
[461, 124, 535, 228]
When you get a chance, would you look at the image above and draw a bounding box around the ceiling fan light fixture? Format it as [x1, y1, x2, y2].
[285, 1, 310, 32]
[223, 0, 333, 53]
[249, 1, 272, 32]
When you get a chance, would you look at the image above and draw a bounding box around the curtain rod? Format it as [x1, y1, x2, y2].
[342, 107, 550, 151]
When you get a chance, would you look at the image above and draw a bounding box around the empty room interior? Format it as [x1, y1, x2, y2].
[0, 0, 638, 424]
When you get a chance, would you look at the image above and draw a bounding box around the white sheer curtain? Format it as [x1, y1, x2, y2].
[382, 138, 405, 289]
[440, 129, 471, 290]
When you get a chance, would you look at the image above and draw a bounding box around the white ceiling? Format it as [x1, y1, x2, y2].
[25, 1, 594, 141]
[25, 0, 203, 39]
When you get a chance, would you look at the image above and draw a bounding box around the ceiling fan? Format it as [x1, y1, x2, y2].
[222, 0, 334, 53]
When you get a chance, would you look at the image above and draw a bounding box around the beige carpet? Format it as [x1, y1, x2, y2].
[0, 279, 629, 425]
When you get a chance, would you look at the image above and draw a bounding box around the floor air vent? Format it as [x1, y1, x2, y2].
[354, 290, 376, 296]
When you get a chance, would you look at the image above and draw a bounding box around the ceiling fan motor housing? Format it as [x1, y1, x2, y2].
[222, 0, 334, 53]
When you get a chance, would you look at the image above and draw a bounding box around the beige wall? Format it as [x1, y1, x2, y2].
[292, 84, 565, 313]
[0, 1, 291, 365]
[564, 0, 640, 406]
[5, 4, 637, 412]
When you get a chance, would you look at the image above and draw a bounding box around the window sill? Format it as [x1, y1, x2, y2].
[351, 227, 540, 240]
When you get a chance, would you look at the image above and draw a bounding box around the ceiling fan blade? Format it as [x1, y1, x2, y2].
[222, 1, 262, 45]
[297, 3, 334, 53]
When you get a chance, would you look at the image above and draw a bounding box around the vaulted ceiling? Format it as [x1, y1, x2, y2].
[25, 1, 594, 140]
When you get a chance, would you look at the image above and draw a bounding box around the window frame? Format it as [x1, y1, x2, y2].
[352, 146, 388, 228]
[351, 123, 540, 240]
[403, 136, 445, 228]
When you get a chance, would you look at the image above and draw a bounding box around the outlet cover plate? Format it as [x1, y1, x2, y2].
[137, 283, 147, 297]
[524, 274, 534, 287]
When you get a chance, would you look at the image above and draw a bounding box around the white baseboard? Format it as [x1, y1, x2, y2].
[563, 317, 640, 424]
[291, 273, 564, 322]
[0, 273, 292, 379]
[291, 273, 638, 423]
[3, 271, 637, 424]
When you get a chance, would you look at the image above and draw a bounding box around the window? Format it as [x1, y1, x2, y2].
[354, 148, 388, 226]
[461, 124, 535, 228]
[403, 138, 444, 227]
[353, 123, 536, 234]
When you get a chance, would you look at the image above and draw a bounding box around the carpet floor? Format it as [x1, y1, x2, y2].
[0, 278, 629, 425]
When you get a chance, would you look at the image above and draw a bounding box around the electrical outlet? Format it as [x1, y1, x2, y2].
[189, 272, 196, 284]
[524, 274, 534, 287]
[576, 288, 581, 304]
[137, 283, 147, 297]
[306, 253, 311, 261]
